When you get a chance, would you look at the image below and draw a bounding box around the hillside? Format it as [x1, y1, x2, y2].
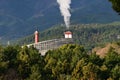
[16, 22, 120, 50]
[93, 42, 120, 57]
[0, 0, 120, 42]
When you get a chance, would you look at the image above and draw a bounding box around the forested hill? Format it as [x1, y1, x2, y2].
[17, 22, 120, 50]
[0, 0, 120, 42]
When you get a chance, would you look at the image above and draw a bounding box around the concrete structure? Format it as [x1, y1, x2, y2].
[27, 31, 73, 55]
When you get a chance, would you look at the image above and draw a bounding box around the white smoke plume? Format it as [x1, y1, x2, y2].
[57, 0, 71, 29]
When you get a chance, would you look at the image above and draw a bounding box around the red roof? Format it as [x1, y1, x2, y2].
[64, 31, 72, 34]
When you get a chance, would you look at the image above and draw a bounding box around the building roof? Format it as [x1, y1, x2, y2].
[64, 31, 72, 34]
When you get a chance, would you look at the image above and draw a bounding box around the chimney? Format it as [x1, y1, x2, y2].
[64, 31, 72, 38]
[35, 31, 39, 44]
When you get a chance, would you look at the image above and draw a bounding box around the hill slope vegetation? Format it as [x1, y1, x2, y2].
[17, 22, 120, 50]
[0, 0, 120, 41]
[0, 44, 120, 80]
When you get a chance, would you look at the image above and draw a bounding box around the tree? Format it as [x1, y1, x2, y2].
[89, 53, 103, 66]
[72, 58, 88, 79]
[44, 44, 87, 80]
[109, 0, 120, 14]
[111, 65, 120, 79]
[17, 46, 44, 79]
[3, 46, 20, 67]
[26, 64, 42, 80]
[104, 47, 120, 69]
[82, 63, 100, 80]
[99, 65, 109, 79]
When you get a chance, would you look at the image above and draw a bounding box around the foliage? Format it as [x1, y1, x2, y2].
[0, 44, 120, 80]
[1, 0, 120, 43]
[109, 0, 120, 14]
[0, 45, 44, 80]
[44, 44, 87, 79]
[17, 22, 120, 50]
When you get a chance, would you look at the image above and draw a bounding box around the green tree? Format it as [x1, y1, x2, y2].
[99, 65, 109, 79]
[72, 58, 88, 80]
[17, 46, 30, 63]
[89, 53, 103, 66]
[44, 44, 87, 80]
[104, 47, 120, 69]
[82, 62, 100, 80]
[17, 46, 35, 79]
[3, 46, 20, 67]
[17, 46, 44, 79]
[26, 64, 42, 80]
[109, 0, 120, 14]
[0, 46, 8, 73]
[111, 65, 120, 79]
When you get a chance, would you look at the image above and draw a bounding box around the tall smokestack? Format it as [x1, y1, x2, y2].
[57, 0, 71, 29]
[35, 31, 39, 44]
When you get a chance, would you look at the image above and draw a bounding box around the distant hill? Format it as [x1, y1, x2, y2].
[16, 22, 120, 50]
[0, 0, 120, 43]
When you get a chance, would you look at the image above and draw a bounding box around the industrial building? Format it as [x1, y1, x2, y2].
[27, 31, 73, 55]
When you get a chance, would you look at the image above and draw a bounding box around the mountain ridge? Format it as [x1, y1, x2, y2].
[0, 0, 120, 43]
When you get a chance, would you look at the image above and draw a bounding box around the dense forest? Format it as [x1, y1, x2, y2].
[0, 44, 120, 80]
[17, 22, 120, 50]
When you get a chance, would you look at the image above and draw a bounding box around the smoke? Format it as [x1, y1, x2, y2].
[57, 0, 71, 29]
